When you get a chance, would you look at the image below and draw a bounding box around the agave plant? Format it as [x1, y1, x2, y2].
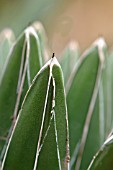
[0, 21, 113, 170]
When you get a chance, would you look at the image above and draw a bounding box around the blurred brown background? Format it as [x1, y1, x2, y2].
[1, 0, 113, 54]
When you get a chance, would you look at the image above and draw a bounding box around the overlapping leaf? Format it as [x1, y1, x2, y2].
[0, 26, 44, 163]
[78, 40, 107, 170]
[0, 29, 15, 81]
[87, 47, 113, 170]
[102, 50, 113, 137]
[32, 21, 50, 63]
[66, 38, 106, 170]
[88, 134, 113, 170]
[60, 41, 79, 86]
[1, 57, 69, 170]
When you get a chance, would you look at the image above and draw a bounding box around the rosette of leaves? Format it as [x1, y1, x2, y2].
[0, 22, 113, 170]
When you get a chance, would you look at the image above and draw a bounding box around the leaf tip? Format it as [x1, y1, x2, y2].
[50, 54, 61, 68]
[32, 21, 44, 32]
[92, 37, 106, 64]
[69, 40, 79, 51]
[93, 37, 106, 49]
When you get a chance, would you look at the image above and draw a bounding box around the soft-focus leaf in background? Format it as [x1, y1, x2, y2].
[0, 0, 68, 38]
[66, 38, 106, 170]
[102, 50, 113, 138]
[59, 41, 80, 86]
[88, 134, 113, 170]
[0, 29, 15, 81]
[79, 40, 107, 170]
[0, 26, 44, 163]
[0, 33, 25, 160]
[32, 22, 50, 63]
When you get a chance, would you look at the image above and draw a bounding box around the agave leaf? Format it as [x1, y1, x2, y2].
[32, 21, 50, 63]
[25, 26, 43, 85]
[87, 134, 113, 170]
[78, 40, 107, 170]
[0, 26, 43, 162]
[79, 95, 103, 170]
[102, 50, 113, 138]
[67, 38, 105, 170]
[1, 57, 69, 170]
[0, 33, 25, 160]
[60, 41, 79, 86]
[0, 29, 15, 81]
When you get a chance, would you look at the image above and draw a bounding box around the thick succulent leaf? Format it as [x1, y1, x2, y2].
[0, 33, 25, 159]
[79, 40, 107, 170]
[80, 95, 102, 170]
[67, 38, 105, 170]
[1, 57, 69, 170]
[87, 134, 113, 170]
[60, 41, 79, 86]
[25, 26, 43, 85]
[0, 26, 43, 162]
[102, 50, 113, 137]
[0, 29, 15, 81]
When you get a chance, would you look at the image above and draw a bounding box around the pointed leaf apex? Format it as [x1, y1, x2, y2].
[69, 41, 79, 51]
[92, 37, 106, 64]
[50, 55, 60, 68]
[0, 28, 15, 42]
[25, 26, 37, 37]
[93, 37, 106, 49]
[32, 21, 44, 31]
[33, 55, 60, 82]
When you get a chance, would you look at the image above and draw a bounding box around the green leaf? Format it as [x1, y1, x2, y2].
[79, 40, 107, 170]
[0, 33, 25, 160]
[32, 21, 50, 63]
[60, 41, 79, 86]
[1, 57, 69, 170]
[0, 29, 15, 81]
[0, 26, 43, 162]
[67, 38, 106, 170]
[25, 26, 43, 85]
[87, 134, 113, 170]
[102, 50, 113, 137]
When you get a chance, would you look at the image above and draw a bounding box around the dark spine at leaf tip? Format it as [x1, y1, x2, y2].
[52, 53, 55, 58]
